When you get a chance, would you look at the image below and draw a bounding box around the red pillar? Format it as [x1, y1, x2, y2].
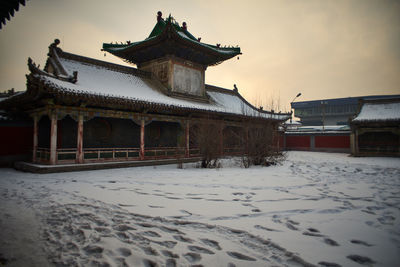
[185, 120, 190, 157]
[49, 112, 58, 165]
[245, 126, 249, 154]
[355, 129, 359, 156]
[140, 119, 145, 160]
[32, 115, 38, 163]
[220, 123, 224, 156]
[76, 114, 84, 163]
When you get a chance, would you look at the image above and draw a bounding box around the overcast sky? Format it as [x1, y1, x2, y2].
[0, 0, 399, 112]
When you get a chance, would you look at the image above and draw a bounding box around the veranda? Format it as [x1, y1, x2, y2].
[32, 105, 251, 165]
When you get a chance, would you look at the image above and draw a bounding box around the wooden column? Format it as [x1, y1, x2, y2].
[185, 120, 190, 157]
[76, 114, 84, 164]
[354, 129, 359, 156]
[283, 133, 287, 151]
[245, 126, 249, 154]
[219, 124, 224, 156]
[32, 115, 38, 163]
[140, 118, 145, 160]
[49, 112, 58, 165]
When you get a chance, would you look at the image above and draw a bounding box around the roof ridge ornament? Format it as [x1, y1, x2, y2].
[48, 38, 62, 56]
[28, 56, 78, 84]
[38, 39, 79, 84]
[157, 11, 162, 22]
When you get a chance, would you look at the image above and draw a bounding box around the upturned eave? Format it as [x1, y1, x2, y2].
[102, 19, 241, 66]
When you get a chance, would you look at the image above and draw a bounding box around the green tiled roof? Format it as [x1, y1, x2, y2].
[102, 14, 241, 66]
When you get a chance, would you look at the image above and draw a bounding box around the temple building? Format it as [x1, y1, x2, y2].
[0, 12, 290, 167]
[350, 98, 400, 156]
[292, 95, 400, 126]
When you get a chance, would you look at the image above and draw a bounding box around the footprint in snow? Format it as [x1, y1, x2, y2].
[227, 251, 256, 261]
[188, 245, 215, 254]
[142, 246, 159, 256]
[173, 235, 193, 243]
[254, 225, 281, 232]
[161, 250, 179, 258]
[318, 261, 342, 267]
[143, 258, 158, 267]
[347, 254, 376, 265]
[165, 258, 177, 267]
[83, 245, 103, 255]
[141, 230, 161, 238]
[117, 247, 131, 257]
[350, 239, 374, 247]
[285, 221, 299, 231]
[200, 238, 222, 250]
[323, 238, 339, 246]
[183, 252, 201, 263]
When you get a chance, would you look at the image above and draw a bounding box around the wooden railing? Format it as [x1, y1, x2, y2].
[83, 147, 141, 162]
[359, 145, 399, 153]
[35, 146, 244, 165]
[144, 147, 185, 159]
[223, 147, 244, 155]
[189, 148, 200, 157]
[36, 146, 200, 164]
[36, 147, 50, 162]
[57, 148, 77, 162]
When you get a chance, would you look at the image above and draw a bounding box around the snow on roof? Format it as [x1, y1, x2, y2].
[353, 102, 400, 122]
[39, 58, 288, 120]
[0, 109, 10, 120]
[285, 125, 350, 133]
[0, 91, 24, 102]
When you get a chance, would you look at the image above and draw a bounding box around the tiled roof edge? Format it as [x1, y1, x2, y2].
[58, 50, 152, 79]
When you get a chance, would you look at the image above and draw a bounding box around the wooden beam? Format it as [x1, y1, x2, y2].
[185, 120, 190, 157]
[355, 129, 359, 156]
[49, 112, 58, 165]
[32, 114, 38, 163]
[220, 123, 224, 156]
[245, 125, 249, 154]
[140, 119, 145, 160]
[76, 114, 84, 163]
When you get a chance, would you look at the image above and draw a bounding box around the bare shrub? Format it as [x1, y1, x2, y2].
[242, 122, 286, 167]
[191, 119, 221, 168]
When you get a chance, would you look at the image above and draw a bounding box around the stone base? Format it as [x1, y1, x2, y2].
[14, 157, 201, 174]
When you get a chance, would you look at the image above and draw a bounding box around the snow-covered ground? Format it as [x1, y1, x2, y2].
[0, 152, 399, 267]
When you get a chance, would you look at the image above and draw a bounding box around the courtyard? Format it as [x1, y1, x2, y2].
[0, 151, 399, 266]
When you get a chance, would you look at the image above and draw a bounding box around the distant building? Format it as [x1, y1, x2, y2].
[291, 95, 400, 126]
[350, 98, 400, 157]
[282, 125, 351, 153]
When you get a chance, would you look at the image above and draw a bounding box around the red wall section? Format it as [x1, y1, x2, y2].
[0, 126, 33, 155]
[315, 135, 350, 148]
[286, 136, 310, 148]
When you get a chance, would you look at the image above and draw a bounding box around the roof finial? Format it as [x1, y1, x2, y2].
[182, 22, 187, 31]
[48, 38, 62, 56]
[157, 11, 162, 22]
